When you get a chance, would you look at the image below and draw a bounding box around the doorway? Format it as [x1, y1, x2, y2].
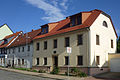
[53, 56, 58, 68]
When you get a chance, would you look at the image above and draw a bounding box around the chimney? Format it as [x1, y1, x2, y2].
[32, 29, 34, 31]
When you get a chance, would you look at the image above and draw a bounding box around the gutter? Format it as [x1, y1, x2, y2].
[87, 27, 91, 75]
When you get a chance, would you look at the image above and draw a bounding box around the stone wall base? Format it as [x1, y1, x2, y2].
[32, 66, 109, 75]
[32, 66, 51, 72]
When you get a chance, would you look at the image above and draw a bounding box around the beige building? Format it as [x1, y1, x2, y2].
[32, 9, 117, 75]
[0, 24, 13, 40]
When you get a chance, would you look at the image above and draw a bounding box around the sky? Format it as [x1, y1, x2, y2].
[0, 0, 120, 37]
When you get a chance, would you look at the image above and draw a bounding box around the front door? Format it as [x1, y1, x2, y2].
[53, 56, 58, 67]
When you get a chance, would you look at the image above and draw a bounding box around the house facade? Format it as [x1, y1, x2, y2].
[32, 9, 117, 75]
[0, 24, 13, 40]
[0, 31, 22, 66]
[6, 29, 41, 68]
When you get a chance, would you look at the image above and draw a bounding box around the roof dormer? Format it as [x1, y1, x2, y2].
[70, 13, 82, 27]
[41, 25, 48, 34]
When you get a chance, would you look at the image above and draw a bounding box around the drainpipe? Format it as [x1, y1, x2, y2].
[87, 27, 91, 75]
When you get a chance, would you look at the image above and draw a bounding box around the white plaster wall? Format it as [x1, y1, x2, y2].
[7, 43, 33, 68]
[90, 13, 117, 67]
[0, 24, 13, 40]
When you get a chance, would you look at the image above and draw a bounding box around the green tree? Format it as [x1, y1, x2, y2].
[117, 36, 120, 53]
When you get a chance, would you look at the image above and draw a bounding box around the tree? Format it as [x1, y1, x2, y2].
[117, 36, 120, 53]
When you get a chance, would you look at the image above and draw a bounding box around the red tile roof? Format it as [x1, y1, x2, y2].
[0, 31, 22, 48]
[33, 9, 118, 40]
[8, 29, 41, 47]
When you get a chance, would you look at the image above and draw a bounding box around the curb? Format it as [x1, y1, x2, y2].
[0, 67, 65, 80]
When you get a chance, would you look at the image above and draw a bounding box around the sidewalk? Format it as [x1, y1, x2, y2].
[0, 67, 99, 80]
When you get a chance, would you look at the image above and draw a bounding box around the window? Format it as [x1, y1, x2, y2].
[36, 58, 39, 65]
[103, 21, 108, 27]
[71, 16, 76, 26]
[65, 37, 70, 47]
[22, 59, 24, 65]
[13, 48, 15, 53]
[44, 41, 47, 50]
[41, 26, 48, 34]
[96, 56, 100, 65]
[18, 59, 20, 65]
[18, 47, 20, 52]
[111, 40, 113, 48]
[28, 45, 30, 51]
[65, 56, 69, 65]
[96, 35, 100, 45]
[77, 14, 82, 25]
[53, 39, 57, 48]
[22, 47, 24, 52]
[77, 34, 83, 45]
[36, 43, 40, 51]
[9, 49, 10, 54]
[77, 56, 83, 65]
[44, 57, 47, 65]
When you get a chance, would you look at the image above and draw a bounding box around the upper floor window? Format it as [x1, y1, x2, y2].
[77, 34, 83, 45]
[22, 47, 24, 52]
[44, 41, 47, 50]
[111, 39, 113, 48]
[28, 45, 30, 51]
[65, 37, 70, 47]
[53, 39, 57, 48]
[103, 21, 108, 27]
[13, 48, 15, 53]
[96, 35, 100, 45]
[36, 43, 40, 51]
[18, 47, 20, 52]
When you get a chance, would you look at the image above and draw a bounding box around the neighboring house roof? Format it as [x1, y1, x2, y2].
[0, 31, 22, 48]
[34, 9, 118, 40]
[9, 29, 41, 47]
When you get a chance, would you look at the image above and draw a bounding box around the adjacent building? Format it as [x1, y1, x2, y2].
[32, 9, 117, 75]
[0, 31, 22, 66]
[0, 24, 13, 40]
[6, 29, 41, 68]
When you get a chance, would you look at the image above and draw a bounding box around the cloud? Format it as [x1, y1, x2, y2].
[60, 0, 68, 10]
[25, 0, 68, 22]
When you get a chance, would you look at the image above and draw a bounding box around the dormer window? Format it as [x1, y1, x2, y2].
[4, 39, 8, 44]
[70, 13, 82, 27]
[103, 21, 108, 27]
[41, 26, 48, 34]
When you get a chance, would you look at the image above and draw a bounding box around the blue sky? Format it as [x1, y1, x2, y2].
[0, 0, 120, 36]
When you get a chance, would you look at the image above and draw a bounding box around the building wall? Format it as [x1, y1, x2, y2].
[90, 13, 117, 68]
[0, 24, 13, 40]
[108, 54, 120, 67]
[33, 29, 89, 69]
[7, 43, 33, 68]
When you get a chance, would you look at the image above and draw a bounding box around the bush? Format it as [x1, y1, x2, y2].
[38, 69, 46, 73]
[50, 67, 59, 74]
[32, 69, 38, 72]
[65, 68, 87, 77]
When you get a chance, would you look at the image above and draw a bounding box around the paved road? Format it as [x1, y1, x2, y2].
[0, 70, 57, 80]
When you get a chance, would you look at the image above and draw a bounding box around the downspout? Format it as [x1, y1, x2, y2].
[87, 27, 91, 75]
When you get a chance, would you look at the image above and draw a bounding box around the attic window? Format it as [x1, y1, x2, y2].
[70, 13, 82, 27]
[103, 21, 108, 27]
[41, 26, 48, 34]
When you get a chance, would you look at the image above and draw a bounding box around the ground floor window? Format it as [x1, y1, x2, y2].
[96, 56, 100, 65]
[77, 56, 83, 65]
[22, 59, 24, 65]
[18, 59, 20, 65]
[44, 57, 47, 65]
[36, 58, 39, 65]
[65, 56, 69, 65]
